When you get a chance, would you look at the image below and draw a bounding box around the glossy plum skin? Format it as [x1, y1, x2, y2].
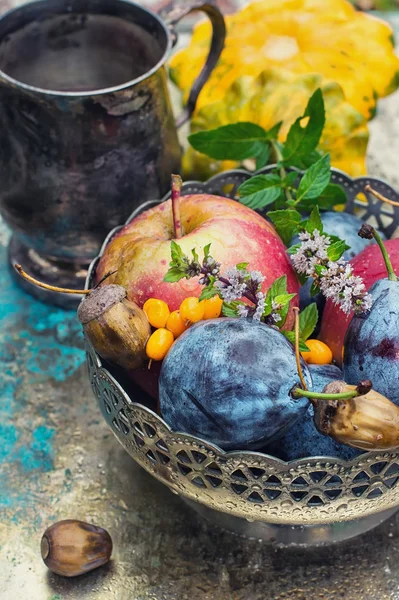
[343, 279, 399, 406]
[264, 364, 362, 461]
[159, 319, 311, 451]
[293, 212, 385, 314]
[321, 239, 399, 365]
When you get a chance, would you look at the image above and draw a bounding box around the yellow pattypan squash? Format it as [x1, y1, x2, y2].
[183, 69, 368, 180]
[170, 0, 399, 121]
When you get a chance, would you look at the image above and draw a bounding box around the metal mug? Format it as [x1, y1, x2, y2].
[0, 0, 226, 306]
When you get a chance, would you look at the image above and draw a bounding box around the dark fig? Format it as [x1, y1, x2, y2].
[14, 265, 151, 371]
[265, 364, 362, 460]
[41, 519, 112, 577]
[313, 380, 399, 451]
[159, 318, 311, 451]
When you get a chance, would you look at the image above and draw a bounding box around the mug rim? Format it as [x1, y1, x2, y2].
[0, 0, 174, 97]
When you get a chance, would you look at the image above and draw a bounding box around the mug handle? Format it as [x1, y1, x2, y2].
[162, 1, 226, 128]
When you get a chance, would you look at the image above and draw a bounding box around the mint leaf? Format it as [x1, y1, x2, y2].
[282, 89, 325, 165]
[266, 121, 283, 141]
[314, 264, 327, 277]
[199, 281, 219, 301]
[283, 171, 299, 187]
[283, 331, 310, 353]
[310, 281, 320, 297]
[191, 248, 199, 263]
[222, 302, 240, 318]
[188, 122, 268, 161]
[287, 243, 301, 255]
[297, 154, 331, 203]
[238, 174, 282, 209]
[163, 268, 188, 283]
[255, 144, 271, 170]
[327, 240, 347, 262]
[203, 243, 212, 260]
[264, 275, 288, 314]
[268, 209, 302, 245]
[305, 206, 323, 235]
[299, 304, 319, 341]
[236, 262, 249, 270]
[314, 183, 347, 209]
[171, 240, 186, 263]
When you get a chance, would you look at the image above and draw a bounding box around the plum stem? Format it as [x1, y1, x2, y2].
[359, 202, 397, 283]
[365, 184, 399, 208]
[14, 264, 91, 295]
[292, 388, 359, 401]
[171, 174, 183, 239]
[293, 307, 308, 391]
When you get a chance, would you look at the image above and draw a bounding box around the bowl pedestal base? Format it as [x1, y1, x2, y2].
[184, 499, 398, 547]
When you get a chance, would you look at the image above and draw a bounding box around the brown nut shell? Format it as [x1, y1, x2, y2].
[78, 286, 151, 371]
[314, 380, 399, 451]
[41, 519, 112, 577]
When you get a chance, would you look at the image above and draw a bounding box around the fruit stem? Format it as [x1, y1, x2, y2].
[358, 220, 397, 283]
[365, 184, 399, 208]
[271, 141, 293, 204]
[171, 174, 183, 240]
[14, 264, 91, 295]
[292, 388, 359, 401]
[293, 307, 308, 391]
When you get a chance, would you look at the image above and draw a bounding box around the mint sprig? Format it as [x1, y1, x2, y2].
[188, 89, 347, 213]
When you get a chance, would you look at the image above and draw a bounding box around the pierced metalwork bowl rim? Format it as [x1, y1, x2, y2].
[86, 167, 399, 526]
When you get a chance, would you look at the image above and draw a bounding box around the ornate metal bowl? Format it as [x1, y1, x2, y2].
[86, 167, 399, 546]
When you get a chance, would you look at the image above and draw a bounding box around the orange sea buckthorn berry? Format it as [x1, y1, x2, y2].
[166, 310, 188, 338]
[301, 339, 333, 365]
[179, 297, 205, 324]
[202, 295, 223, 320]
[144, 299, 170, 329]
[146, 328, 174, 361]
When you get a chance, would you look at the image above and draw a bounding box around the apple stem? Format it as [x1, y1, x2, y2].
[365, 184, 399, 208]
[171, 174, 183, 240]
[14, 264, 91, 295]
[293, 307, 308, 391]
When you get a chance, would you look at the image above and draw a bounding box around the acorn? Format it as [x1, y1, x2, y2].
[313, 380, 399, 451]
[14, 265, 151, 371]
[41, 519, 112, 577]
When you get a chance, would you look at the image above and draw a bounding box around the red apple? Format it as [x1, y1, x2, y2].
[96, 193, 299, 323]
[320, 238, 399, 365]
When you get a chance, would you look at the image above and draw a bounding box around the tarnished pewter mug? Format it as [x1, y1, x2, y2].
[0, 0, 225, 306]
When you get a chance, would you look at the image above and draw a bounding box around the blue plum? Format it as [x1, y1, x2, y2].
[264, 364, 362, 461]
[159, 319, 311, 451]
[343, 279, 399, 406]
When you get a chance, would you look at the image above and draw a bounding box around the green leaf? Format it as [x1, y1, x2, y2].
[203, 243, 212, 260]
[327, 240, 347, 262]
[236, 262, 249, 270]
[310, 281, 320, 297]
[255, 144, 271, 170]
[305, 206, 323, 235]
[299, 304, 319, 341]
[222, 302, 240, 318]
[297, 154, 331, 203]
[188, 122, 268, 161]
[314, 264, 327, 277]
[283, 171, 299, 187]
[287, 243, 301, 255]
[268, 209, 302, 245]
[199, 282, 219, 301]
[283, 331, 311, 353]
[282, 89, 326, 165]
[163, 268, 188, 283]
[294, 150, 324, 170]
[274, 293, 296, 305]
[315, 183, 347, 209]
[171, 240, 185, 264]
[238, 174, 282, 209]
[267, 275, 288, 299]
[266, 121, 283, 141]
[191, 248, 199, 263]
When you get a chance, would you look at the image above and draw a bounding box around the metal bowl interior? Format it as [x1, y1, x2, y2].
[85, 167, 399, 529]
